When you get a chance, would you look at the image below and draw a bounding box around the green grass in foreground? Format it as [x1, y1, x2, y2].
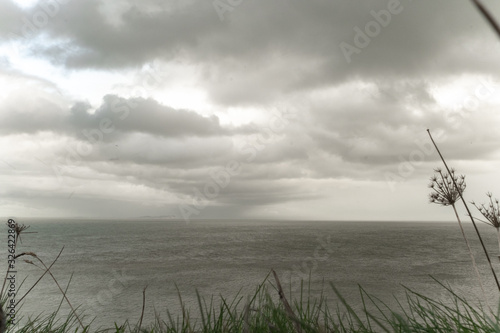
[7, 274, 500, 333]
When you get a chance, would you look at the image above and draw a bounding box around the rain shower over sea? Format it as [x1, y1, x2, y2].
[6, 219, 499, 329]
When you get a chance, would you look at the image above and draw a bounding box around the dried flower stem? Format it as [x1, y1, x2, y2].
[470, 0, 500, 38]
[427, 129, 500, 292]
[271, 269, 303, 333]
[496, 229, 500, 258]
[450, 203, 488, 302]
[17, 247, 65, 304]
[32, 254, 85, 330]
[473, 193, 500, 259]
[428, 170, 489, 308]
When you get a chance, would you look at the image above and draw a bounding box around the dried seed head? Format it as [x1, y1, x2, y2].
[6, 220, 31, 243]
[14, 251, 38, 260]
[473, 193, 500, 229]
[428, 168, 466, 206]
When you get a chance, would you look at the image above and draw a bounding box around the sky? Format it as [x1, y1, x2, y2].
[1, 0, 500, 222]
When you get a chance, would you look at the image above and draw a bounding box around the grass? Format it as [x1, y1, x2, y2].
[3, 269, 500, 333]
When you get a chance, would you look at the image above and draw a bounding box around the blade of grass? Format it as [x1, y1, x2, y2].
[329, 282, 368, 331]
[271, 269, 303, 333]
[138, 285, 148, 331]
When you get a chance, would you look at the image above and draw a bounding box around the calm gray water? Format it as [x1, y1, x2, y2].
[3, 219, 500, 329]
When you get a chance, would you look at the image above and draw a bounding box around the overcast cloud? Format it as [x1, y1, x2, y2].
[1, 0, 500, 221]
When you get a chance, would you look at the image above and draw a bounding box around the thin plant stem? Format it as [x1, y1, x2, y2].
[32, 255, 85, 330]
[451, 203, 489, 308]
[271, 269, 303, 333]
[427, 129, 500, 292]
[17, 247, 64, 304]
[470, 0, 500, 38]
[497, 228, 500, 259]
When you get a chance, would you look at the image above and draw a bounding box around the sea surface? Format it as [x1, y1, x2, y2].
[2, 219, 500, 329]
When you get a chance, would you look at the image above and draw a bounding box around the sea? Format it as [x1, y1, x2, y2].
[2, 219, 500, 330]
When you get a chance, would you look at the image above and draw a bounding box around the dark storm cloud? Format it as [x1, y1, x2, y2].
[72, 95, 230, 138]
[4, 1, 498, 94]
[80, 134, 237, 169]
[200, 0, 500, 104]
[3, 0, 500, 110]
[6, 0, 223, 68]
[211, 179, 322, 206]
[0, 94, 234, 138]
